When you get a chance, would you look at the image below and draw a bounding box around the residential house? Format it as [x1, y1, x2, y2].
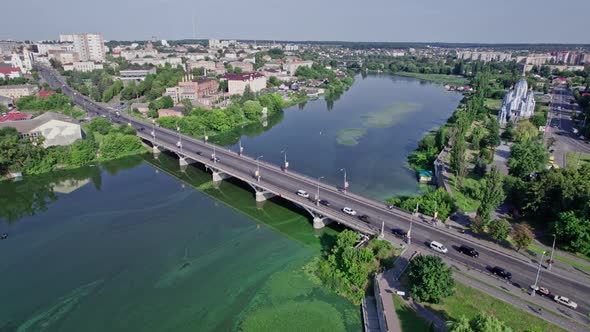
[0, 112, 82, 147]
[0, 66, 22, 79]
[229, 61, 254, 72]
[222, 72, 267, 95]
[283, 60, 313, 75]
[0, 110, 31, 122]
[120, 49, 158, 60]
[0, 84, 37, 99]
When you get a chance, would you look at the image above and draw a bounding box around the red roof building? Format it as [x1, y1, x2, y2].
[0, 66, 22, 79]
[0, 111, 31, 122]
[39, 90, 56, 98]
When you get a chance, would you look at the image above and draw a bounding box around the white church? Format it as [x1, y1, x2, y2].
[497, 79, 536, 126]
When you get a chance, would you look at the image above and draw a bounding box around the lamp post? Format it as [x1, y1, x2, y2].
[340, 168, 348, 194]
[316, 176, 324, 206]
[255, 155, 263, 182]
[281, 148, 288, 171]
[531, 251, 547, 297]
[203, 128, 208, 144]
[151, 119, 156, 140]
[408, 202, 419, 245]
[548, 234, 556, 271]
[176, 126, 182, 152]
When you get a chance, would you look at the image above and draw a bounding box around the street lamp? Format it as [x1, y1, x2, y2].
[407, 202, 419, 245]
[203, 128, 208, 144]
[548, 234, 556, 271]
[340, 168, 348, 194]
[281, 148, 289, 171]
[531, 251, 547, 297]
[255, 155, 263, 182]
[176, 126, 182, 152]
[315, 176, 325, 206]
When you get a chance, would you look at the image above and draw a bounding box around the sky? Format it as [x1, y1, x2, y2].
[2, 0, 589, 44]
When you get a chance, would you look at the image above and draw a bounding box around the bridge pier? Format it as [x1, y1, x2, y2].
[247, 183, 275, 202]
[212, 170, 231, 182]
[179, 157, 196, 166]
[152, 145, 161, 153]
[313, 216, 331, 229]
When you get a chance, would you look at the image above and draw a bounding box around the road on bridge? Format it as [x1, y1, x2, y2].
[37, 65, 590, 320]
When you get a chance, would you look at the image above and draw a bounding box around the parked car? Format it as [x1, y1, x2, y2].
[491, 266, 512, 280]
[342, 207, 357, 216]
[358, 215, 370, 223]
[296, 190, 309, 198]
[391, 228, 407, 238]
[429, 241, 448, 254]
[457, 245, 479, 258]
[554, 295, 577, 309]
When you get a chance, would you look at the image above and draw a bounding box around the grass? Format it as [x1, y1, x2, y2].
[447, 173, 481, 213]
[361, 102, 421, 128]
[392, 295, 431, 332]
[395, 72, 469, 86]
[526, 244, 590, 273]
[427, 281, 566, 332]
[566, 152, 590, 168]
[484, 98, 503, 112]
[336, 128, 367, 146]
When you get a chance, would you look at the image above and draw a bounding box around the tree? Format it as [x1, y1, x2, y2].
[267, 76, 281, 87]
[408, 255, 454, 303]
[553, 211, 590, 255]
[243, 100, 263, 120]
[511, 223, 534, 252]
[470, 126, 486, 150]
[240, 85, 256, 103]
[476, 167, 505, 225]
[86, 117, 113, 135]
[514, 121, 540, 142]
[469, 313, 513, 332]
[450, 136, 467, 185]
[508, 140, 547, 178]
[488, 219, 511, 243]
[447, 315, 472, 332]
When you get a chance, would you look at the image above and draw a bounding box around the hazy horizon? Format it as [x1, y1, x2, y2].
[2, 0, 589, 44]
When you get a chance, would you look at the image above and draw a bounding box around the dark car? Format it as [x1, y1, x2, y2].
[139, 127, 145, 131]
[358, 215, 371, 223]
[391, 228, 407, 238]
[195, 151, 203, 156]
[458, 245, 479, 258]
[319, 199, 330, 207]
[491, 266, 512, 279]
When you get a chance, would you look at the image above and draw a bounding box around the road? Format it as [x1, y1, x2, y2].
[547, 85, 590, 167]
[36, 65, 590, 320]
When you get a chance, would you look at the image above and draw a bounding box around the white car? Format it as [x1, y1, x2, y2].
[296, 190, 309, 198]
[554, 295, 577, 309]
[342, 207, 357, 216]
[429, 241, 448, 254]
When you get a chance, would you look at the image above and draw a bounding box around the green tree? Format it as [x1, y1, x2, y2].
[488, 219, 511, 243]
[511, 223, 534, 252]
[447, 315, 472, 332]
[408, 255, 454, 303]
[476, 167, 505, 225]
[553, 211, 590, 255]
[469, 313, 513, 332]
[508, 140, 547, 178]
[240, 85, 256, 103]
[450, 136, 467, 185]
[470, 126, 486, 150]
[86, 117, 113, 135]
[243, 100, 263, 120]
[514, 121, 540, 142]
[267, 76, 281, 87]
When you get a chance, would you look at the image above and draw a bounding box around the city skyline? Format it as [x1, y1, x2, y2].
[2, 0, 589, 44]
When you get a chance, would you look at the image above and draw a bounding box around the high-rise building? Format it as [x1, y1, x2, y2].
[72, 33, 106, 62]
[59, 34, 74, 43]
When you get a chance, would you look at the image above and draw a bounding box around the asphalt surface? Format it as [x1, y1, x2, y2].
[37, 65, 590, 318]
[547, 85, 590, 167]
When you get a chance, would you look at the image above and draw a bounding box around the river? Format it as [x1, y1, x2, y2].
[0, 74, 461, 331]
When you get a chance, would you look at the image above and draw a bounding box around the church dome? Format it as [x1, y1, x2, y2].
[514, 79, 528, 92]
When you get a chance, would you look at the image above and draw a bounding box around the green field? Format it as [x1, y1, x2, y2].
[485, 98, 503, 112]
[392, 295, 431, 332]
[566, 152, 590, 168]
[427, 281, 566, 332]
[336, 128, 367, 146]
[395, 72, 469, 86]
[361, 102, 421, 128]
[526, 243, 590, 273]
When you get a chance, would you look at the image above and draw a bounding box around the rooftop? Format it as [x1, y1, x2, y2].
[222, 72, 264, 81]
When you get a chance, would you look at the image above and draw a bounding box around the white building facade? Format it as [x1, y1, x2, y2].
[497, 79, 536, 126]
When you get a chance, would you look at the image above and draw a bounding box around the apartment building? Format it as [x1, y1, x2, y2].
[72, 33, 106, 62]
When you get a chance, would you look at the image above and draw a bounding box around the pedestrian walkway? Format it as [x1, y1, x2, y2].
[362, 296, 382, 332]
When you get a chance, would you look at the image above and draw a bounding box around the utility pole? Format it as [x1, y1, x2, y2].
[548, 234, 556, 271]
[531, 251, 546, 297]
[408, 202, 419, 245]
[340, 168, 347, 194]
[316, 176, 324, 206]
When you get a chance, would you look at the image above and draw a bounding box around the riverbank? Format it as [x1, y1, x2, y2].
[0, 117, 147, 181]
[394, 72, 469, 86]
